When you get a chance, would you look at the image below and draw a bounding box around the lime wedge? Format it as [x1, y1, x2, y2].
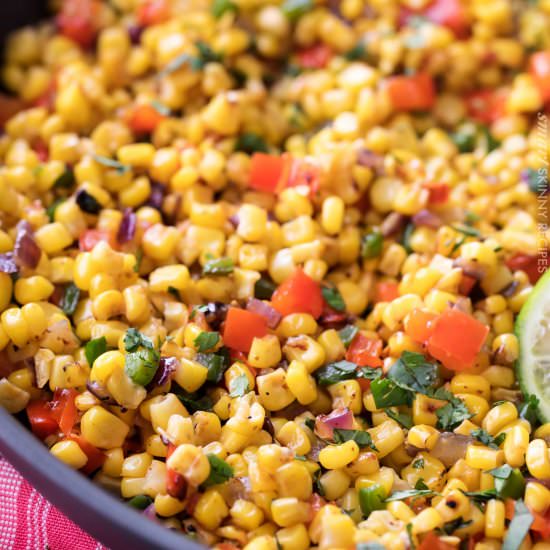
[516, 268, 550, 422]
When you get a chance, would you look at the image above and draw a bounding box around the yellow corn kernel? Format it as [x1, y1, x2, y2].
[81, 406, 130, 449]
[256, 368, 295, 411]
[275, 461, 313, 501]
[1, 308, 29, 348]
[285, 360, 317, 405]
[276, 421, 311, 456]
[402, 453, 446, 491]
[153, 494, 185, 517]
[276, 524, 310, 550]
[248, 335, 282, 369]
[50, 440, 88, 470]
[318, 512, 355, 550]
[149, 393, 189, 432]
[122, 453, 153, 478]
[321, 196, 345, 235]
[368, 420, 405, 458]
[271, 498, 311, 527]
[504, 425, 530, 468]
[142, 224, 179, 261]
[102, 448, 124, 477]
[166, 444, 210, 486]
[407, 425, 440, 451]
[465, 445, 505, 470]
[450, 374, 491, 401]
[319, 441, 360, 469]
[145, 434, 167, 458]
[526, 439, 550, 479]
[149, 265, 190, 293]
[411, 507, 443, 534]
[91, 290, 125, 321]
[435, 490, 470, 523]
[524, 481, 550, 515]
[277, 314, 318, 338]
[482, 402, 518, 435]
[485, 499, 505, 539]
[193, 490, 229, 530]
[0, 273, 13, 313]
[34, 222, 73, 254]
[237, 204, 267, 242]
[319, 469, 351, 500]
[117, 143, 155, 168]
[230, 499, 264, 531]
[14, 276, 54, 304]
[283, 335, 326, 373]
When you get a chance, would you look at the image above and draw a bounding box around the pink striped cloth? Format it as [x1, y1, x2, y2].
[0, 456, 106, 550]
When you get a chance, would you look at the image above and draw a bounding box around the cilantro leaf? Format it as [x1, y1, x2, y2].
[229, 374, 249, 397]
[333, 429, 378, 451]
[92, 155, 130, 174]
[315, 360, 357, 385]
[517, 394, 540, 426]
[211, 0, 238, 18]
[125, 347, 160, 386]
[176, 391, 213, 412]
[194, 331, 220, 352]
[235, 132, 269, 154]
[385, 488, 438, 502]
[462, 489, 497, 502]
[196, 348, 230, 383]
[85, 337, 107, 367]
[202, 455, 234, 487]
[53, 168, 75, 189]
[386, 409, 414, 429]
[388, 351, 439, 394]
[470, 428, 506, 449]
[321, 285, 346, 312]
[361, 231, 383, 259]
[370, 378, 412, 408]
[281, 0, 313, 21]
[339, 325, 358, 347]
[124, 328, 154, 352]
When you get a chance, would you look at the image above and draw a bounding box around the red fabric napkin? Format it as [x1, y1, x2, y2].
[0, 456, 107, 550]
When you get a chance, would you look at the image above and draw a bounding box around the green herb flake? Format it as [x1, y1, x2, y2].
[412, 458, 425, 470]
[211, 0, 238, 18]
[465, 210, 481, 225]
[176, 391, 213, 412]
[124, 328, 154, 352]
[321, 285, 346, 312]
[386, 409, 414, 429]
[345, 42, 368, 61]
[85, 337, 107, 367]
[333, 429, 377, 451]
[402, 222, 414, 254]
[294, 455, 307, 461]
[61, 283, 80, 316]
[470, 428, 506, 449]
[462, 488, 497, 502]
[229, 374, 249, 398]
[517, 394, 540, 426]
[254, 278, 276, 300]
[202, 454, 234, 487]
[502, 501, 533, 550]
[196, 348, 230, 383]
[438, 517, 473, 536]
[388, 351, 439, 394]
[361, 231, 383, 259]
[53, 168, 75, 189]
[281, 0, 313, 21]
[370, 378, 412, 408]
[432, 387, 473, 430]
[235, 132, 269, 154]
[150, 99, 171, 116]
[338, 325, 358, 348]
[202, 257, 234, 276]
[304, 418, 315, 431]
[194, 331, 220, 353]
[313, 469, 325, 497]
[159, 53, 196, 77]
[93, 154, 131, 174]
[133, 248, 143, 273]
[385, 487, 438, 502]
[125, 347, 160, 386]
[451, 224, 481, 238]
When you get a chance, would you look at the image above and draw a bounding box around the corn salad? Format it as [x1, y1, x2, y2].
[0, 0, 550, 549]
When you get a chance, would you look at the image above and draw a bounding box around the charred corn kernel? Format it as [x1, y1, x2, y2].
[193, 490, 229, 530]
[285, 360, 317, 405]
[319, 441, 360, 469]
[271, 498, 311, 527]
[482, 402, 518, 435]
[402, 453, 446, 491]
[524, 481, 550, 514]
[465, 445, 504, 470]
[328, 379, 362, 414]
[450, 374, 491, 401]
[81, 406, 130, 449]
[14, 276, 54, 304]
[526, 440, 550, 479]
[485, 499, 505, 538]
[504, 425, 530, 467]
[283, 336, 325, 372]
[248, 335, 282, 368]
[256, 368, 295, 411]
[407, 425, 440, 451]
[275, 461, 312, 500]
[368, 420, 405, 458]
[50, 440, 88, 470]
[230, 499, 264, 531]
[276, 421, 311, 456]
[435, 490, 470, 523]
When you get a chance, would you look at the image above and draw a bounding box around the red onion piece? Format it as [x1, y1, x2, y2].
[14, 221, 41, 269]
[246, 298, 282, 329]
[430, 432, 472, 467]
[0, 252, 18, 274]
[142, 503, 160, 522]
[147, 181, 165, 210]
[148, 356, 177, 389]
[357, 148, 384, 175]
[453, 258, 486, 280]
[412, 209, 443, 228]
[525, 477, 550, 489]
[315, 407, 354, 439]
[116, 208, 137, 244]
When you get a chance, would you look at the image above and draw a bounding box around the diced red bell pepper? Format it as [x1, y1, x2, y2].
[346, 333, 383, 368]
[137, 0, 171, 26]
[458, 274, 478, 296]
[427, 309, 489, 371]
[400, 0, 468, 38]
[423, 181, 450, 204]
[529, 51, 550, 102]
[271, 269, 324, 319]
[297, 44, 332, 69]
[404, 309, 438, 344]
[505, 253, 545, 284]
[50, 388, 78, 437]
[249, 153, 291, 193]
[125, 103, 165, 134]
[465, 89, 508, 125]
[67, 434, 106, 475]
[166, 442, 186, 499]
[79, 229, 117, 251]
[374, 281, 399, 303]
[57, 0, 100, 49]
[418, 532, 455, 550]
[386, 73, 436, 112]
[27, 400, 59, 440]
[530, 509, 550, 539]
[223, 307, 268, 353]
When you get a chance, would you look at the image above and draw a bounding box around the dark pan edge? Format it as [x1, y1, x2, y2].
[0, 407, 205, 550]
